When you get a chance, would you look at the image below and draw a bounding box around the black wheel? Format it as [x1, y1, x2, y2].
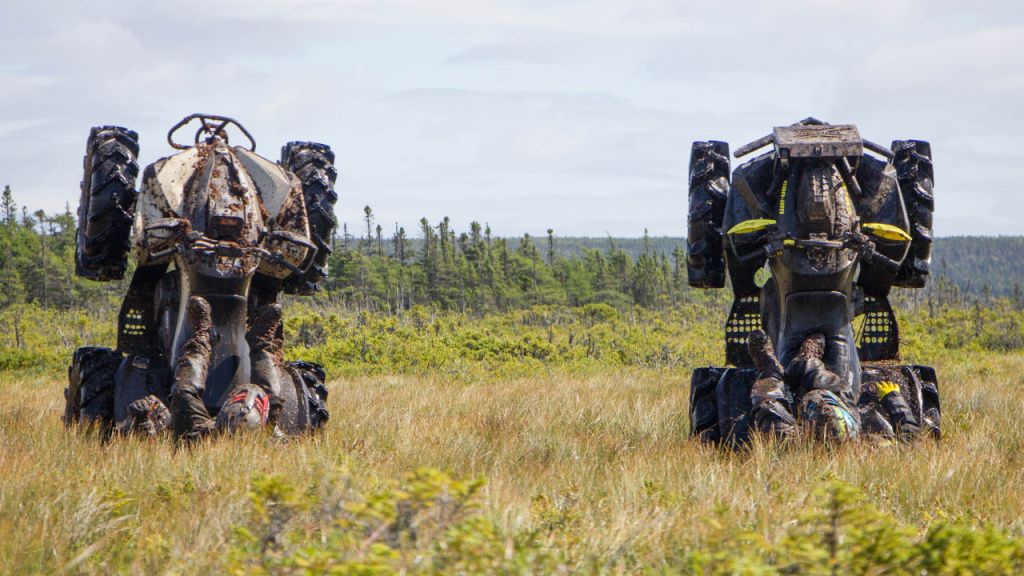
[715, 368, 756, 447]
[281, 142, 338, 295]
[76, 126, 139, 281]
[686, 141, 730, 288]
[891, 140, 934, 288]
[288, 360, 329, 430]
[65, 347, 123, 435]
[689, 367, 758, 447]
[689, 367, 723, 443]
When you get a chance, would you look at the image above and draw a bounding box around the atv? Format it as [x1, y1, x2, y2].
[686, 118, 940, 445]
[64, 114, 338, 439]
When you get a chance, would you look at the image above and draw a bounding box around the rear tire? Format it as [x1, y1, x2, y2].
[65, 347, 122, 436]
[76, 126, 139, 281]
[891, 140, 934, 288]
[281, 142, 338, 295]
[687, 141, 730, 288]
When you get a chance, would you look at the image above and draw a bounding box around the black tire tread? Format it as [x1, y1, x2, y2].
[687, 141, 730, 288]
[891, 140, 934, 288]
[65, 346, 122, 434]
[288, 360, 330, 430]
[76, 126, 139, 281]
[281, 141, 338, 295]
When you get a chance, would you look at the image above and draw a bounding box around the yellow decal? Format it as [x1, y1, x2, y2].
[876, 380, 900, 399]
[778, 180, 787, 215]
[754, 266, 772, 288]
[727, 218, 777, 235]
[862, 223, 912, 242]
[833, 406, 847, 435]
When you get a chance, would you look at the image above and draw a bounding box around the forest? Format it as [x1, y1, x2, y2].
[1, 185, 1021, 315]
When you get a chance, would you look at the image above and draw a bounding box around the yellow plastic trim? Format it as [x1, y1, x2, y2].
[862, 223, 912, 242]
[783, 239, 796, 246]
[727, 218, 777, 235]
[876, 380, 900, 399]
[754, 266, 772, 288]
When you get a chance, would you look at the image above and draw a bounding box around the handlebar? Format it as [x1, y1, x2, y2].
[734, 230, 900, 269]
[146, 226, 308, 277]
[167, 114, 257, 151]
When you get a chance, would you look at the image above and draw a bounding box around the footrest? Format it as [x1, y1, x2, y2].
[725, 296, 761, 367]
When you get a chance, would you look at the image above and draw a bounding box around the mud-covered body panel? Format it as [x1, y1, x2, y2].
[134, 144, 311, 278]
[233, 148, 299, 219]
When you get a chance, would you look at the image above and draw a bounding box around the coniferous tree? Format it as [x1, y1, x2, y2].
[546, 229, 555, 266]
[1, 185, 16, 226]
[363, 206, 374, 255]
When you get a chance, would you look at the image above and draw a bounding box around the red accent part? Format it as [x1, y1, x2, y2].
[254, 394, 270, 421]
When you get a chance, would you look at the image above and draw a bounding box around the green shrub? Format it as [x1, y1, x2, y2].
[220, 472, 1024, 575]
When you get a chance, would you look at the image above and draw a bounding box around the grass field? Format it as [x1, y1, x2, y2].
[2, 305, 1024, 574]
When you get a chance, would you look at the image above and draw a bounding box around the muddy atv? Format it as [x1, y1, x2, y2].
[686, 118, 940, 445]
[64, 114, 338, 440]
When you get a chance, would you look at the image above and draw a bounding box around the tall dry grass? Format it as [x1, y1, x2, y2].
[1, 346, 1022, 573]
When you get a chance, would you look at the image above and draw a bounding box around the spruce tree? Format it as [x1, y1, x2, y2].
[547, 229, 555, 266]
[1, 185, 16, 226]
[363, 206, 374, 255]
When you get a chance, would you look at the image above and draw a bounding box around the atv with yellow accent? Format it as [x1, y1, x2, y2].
[686, 118, 940, 445]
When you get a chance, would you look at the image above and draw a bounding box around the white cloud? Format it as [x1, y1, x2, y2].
[0, 0, 1020, 236]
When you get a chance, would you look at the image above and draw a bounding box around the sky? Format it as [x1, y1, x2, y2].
[1, 0, 1022, 238]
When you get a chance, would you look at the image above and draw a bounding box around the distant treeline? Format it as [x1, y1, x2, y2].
[0, 185, 1020, 313]
[379, 232, 1024, 297]
[510, 235, 1024, 297]
[328, 213, 701, 312]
